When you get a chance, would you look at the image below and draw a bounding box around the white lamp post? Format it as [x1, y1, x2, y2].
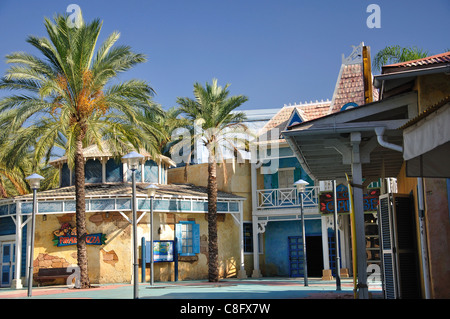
[294, 179, 309, 287]
[25, 173, 44, 297]
[123, 151, 144, 299]
[145, 183, 158, 286]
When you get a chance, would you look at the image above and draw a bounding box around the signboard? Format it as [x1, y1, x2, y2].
[319, 184, 379, 214]
[145, 240, 175, 263]
[52, 223, 106, 247]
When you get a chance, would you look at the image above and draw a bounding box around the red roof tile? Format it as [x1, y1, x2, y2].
[382, 51, 450, 72]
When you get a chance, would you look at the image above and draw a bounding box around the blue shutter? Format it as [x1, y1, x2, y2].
[175, 224, 182, 254]
[192, 223, 200, 254]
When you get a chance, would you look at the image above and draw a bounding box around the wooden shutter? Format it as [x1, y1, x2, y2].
[192, 223, 200, 254]
[175, 223, 182, 254]
[379, 194, 398, 299]
[379, 193, 421, 299]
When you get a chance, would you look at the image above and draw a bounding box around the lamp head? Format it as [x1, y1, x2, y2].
[122, 151, 144, 170]
[294, 179, 309, 192]
[145, 183, 158, 197]
[26, 173, 44, 189]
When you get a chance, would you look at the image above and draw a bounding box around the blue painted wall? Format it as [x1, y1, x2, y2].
[264, 219, 322, 276]
[263, 155, 314, 189]
[0, 217, 27, 278]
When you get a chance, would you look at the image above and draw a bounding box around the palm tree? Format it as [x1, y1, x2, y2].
[177, 79, 248, 282]
[0, 12, 156, 288]
[372, 45, 430, 72]
[139, 105, 191, 158]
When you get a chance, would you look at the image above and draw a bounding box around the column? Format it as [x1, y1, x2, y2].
[237, 201, 247, 279]
[12, 202, 23, 289]
[321, 215, 332, 280]
[251, 215, 261, 278]
[350, 132, 369, 299]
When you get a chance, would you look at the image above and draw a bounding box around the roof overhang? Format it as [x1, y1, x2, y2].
[282, 92, 418, 182]
[402, 99, 450, 178]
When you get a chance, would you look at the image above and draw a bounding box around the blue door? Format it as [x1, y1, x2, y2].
[288, 236, 304, 277]
[1, 242, 15, 287]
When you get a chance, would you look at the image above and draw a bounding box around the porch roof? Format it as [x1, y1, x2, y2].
[282, 92, 417, 182]
[0, 183, 244, 216]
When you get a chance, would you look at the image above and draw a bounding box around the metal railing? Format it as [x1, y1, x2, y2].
[256, 186, 319, 209]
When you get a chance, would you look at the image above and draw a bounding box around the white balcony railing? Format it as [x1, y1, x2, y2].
[256, 186, 319, 210]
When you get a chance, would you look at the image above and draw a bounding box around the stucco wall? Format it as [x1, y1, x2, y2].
[168, 161, 253, 278]
[32, 211, 133, 285]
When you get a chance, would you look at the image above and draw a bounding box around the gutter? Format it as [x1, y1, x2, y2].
[373, 64, 450, 88]
[374, 127, 403, 152]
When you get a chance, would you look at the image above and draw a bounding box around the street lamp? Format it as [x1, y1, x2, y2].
[145, 183, 158, 286]
[123, 151, 144, 299]
[294, 179, 309, 286]
[25, 173, 44, 297]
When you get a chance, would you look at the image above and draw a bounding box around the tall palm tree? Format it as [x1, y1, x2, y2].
[0, 12, 156, 288]
[177, 79, 248, 282]
[139, 105, 191, 158]
[372, 45, 430, 72]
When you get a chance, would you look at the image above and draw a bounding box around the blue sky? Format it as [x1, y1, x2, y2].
[0, 0, 449, 111]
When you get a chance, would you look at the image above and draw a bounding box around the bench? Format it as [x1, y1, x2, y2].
[35, 267, 73, 286]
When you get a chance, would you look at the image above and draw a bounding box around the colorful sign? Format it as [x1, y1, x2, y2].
[319, 184, 379, 214]
[52, 223, 106, 247]
[146, 240, 174, 263]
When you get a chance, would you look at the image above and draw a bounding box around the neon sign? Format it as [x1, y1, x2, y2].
[319, 184, 379, 214]
[52, 223, 106, 247]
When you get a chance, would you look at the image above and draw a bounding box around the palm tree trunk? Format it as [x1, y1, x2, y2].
[74, 132, 90, 288]
[207, 151, 219, 282]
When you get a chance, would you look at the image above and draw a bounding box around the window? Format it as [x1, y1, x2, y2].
[278, 168, 294, 189]
[175, 221, 200, 256]
[243, 222, 263, 254]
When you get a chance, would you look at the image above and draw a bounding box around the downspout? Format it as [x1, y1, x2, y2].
[375, 127, 403, 152]
[417, 177, 431, 299]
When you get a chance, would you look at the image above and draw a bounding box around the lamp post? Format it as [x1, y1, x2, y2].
[123, 151, 144, 299]
[25, 173, 44, 298]
[294, 179, 309, 287]
[145, 183, 158, 286]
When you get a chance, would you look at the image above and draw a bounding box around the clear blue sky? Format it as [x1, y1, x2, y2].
[0, 0, 449, 111]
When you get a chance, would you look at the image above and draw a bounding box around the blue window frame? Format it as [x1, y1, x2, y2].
[175, 221, 200, 256]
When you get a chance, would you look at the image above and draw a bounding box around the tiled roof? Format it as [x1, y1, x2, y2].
[258, 100, 331, 139]
[329, 63, 366, 113]
[382, 51, 450, 73]
[49, 142, 176, 167]
[16, 182, 244, 201]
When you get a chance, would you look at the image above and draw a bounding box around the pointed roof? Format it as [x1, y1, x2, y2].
[49, 142, 176, 167]
[328, 43, 379, 114]
[382, 51, 450, 73]
[257, 100, 331, 141]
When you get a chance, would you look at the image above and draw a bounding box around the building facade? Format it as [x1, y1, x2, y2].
[0, 144, 246, 288]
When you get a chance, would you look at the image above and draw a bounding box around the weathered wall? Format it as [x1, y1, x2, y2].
[33, 211, 133, 285]
[168, 161, 254, 277]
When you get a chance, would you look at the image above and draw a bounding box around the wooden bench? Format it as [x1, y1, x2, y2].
[35, 267, 73, 286]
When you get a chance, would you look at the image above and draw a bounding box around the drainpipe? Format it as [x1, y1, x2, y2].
[375, 127, 403, 153]
[417, 177, 431, 299]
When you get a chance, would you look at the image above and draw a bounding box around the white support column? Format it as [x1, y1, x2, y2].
[350, 132, 369, 299]
[251, 215, 261, 278]
[12, 202, 23, 289]
[101, 158, 107, 184]
[250, 162, 262, 278]
[123, 162, 128, 182]
[237, 201, 247, 279]
[158, 160, 162, 184]
[321, 215, 330, 270]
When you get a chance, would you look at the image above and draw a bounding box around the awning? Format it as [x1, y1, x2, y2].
[403, 100, 450, 177]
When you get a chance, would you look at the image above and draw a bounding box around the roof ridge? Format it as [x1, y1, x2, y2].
[383, 51, 450, 68]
